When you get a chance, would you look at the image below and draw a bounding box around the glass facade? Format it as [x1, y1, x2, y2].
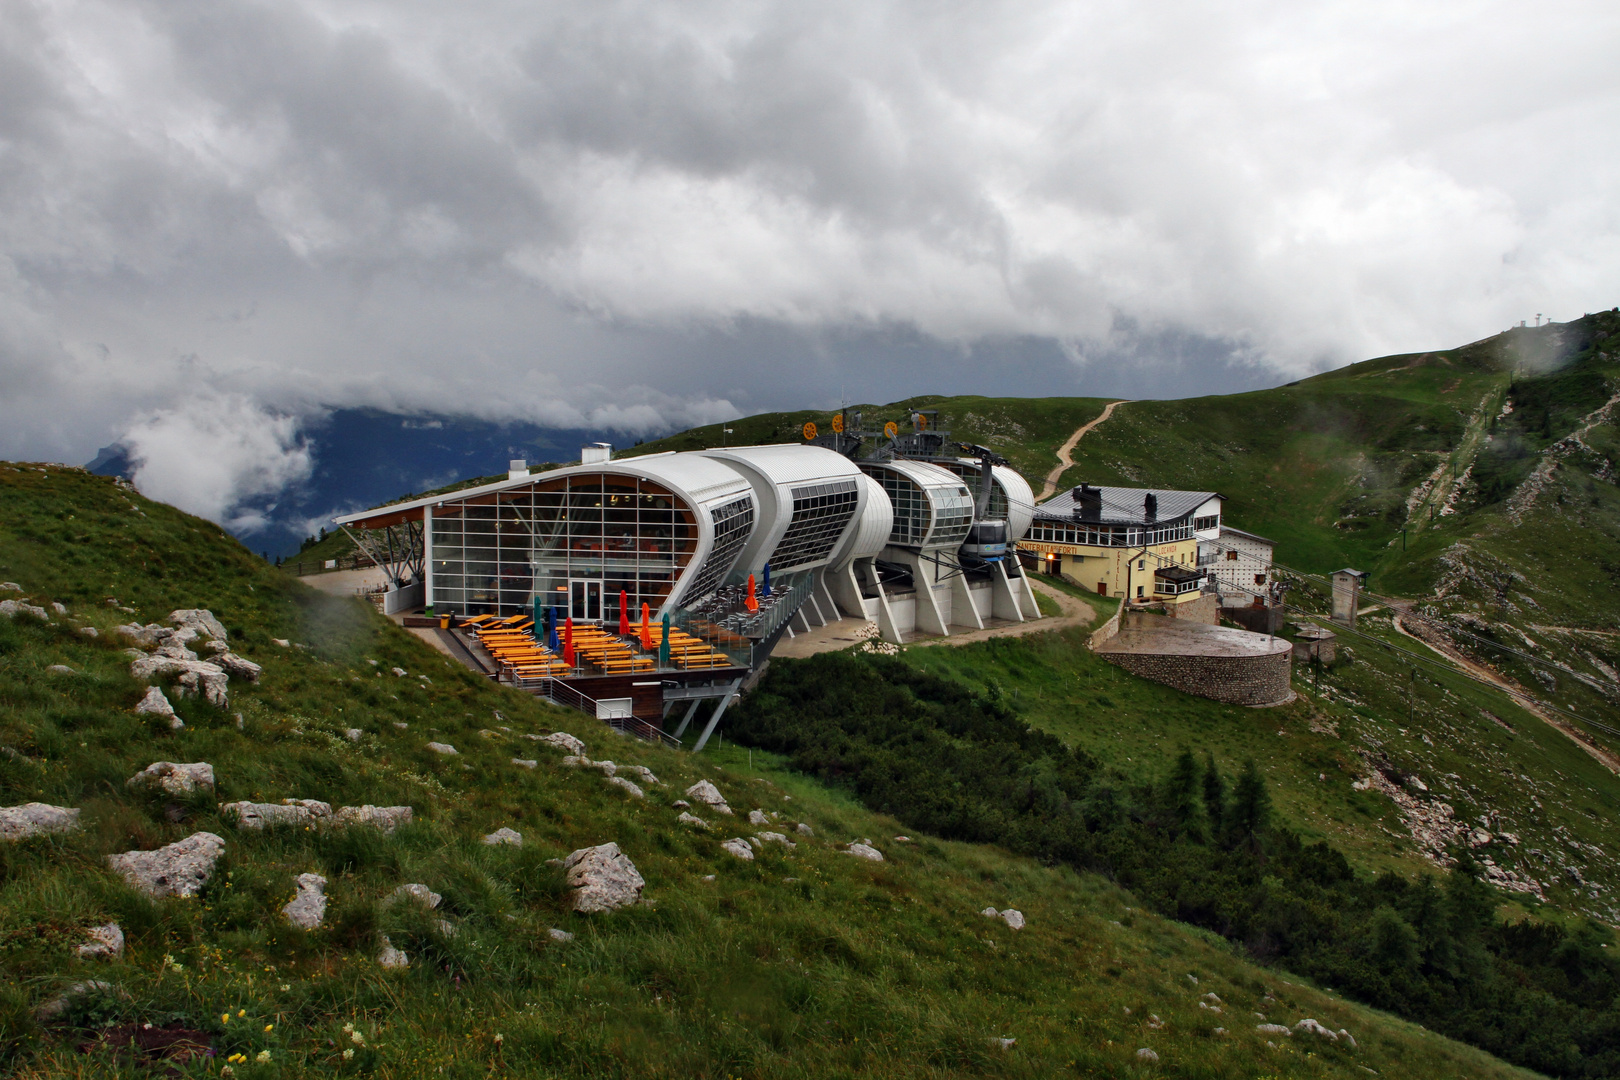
[937, 461, 1008, 521]
[428, 475, 700, 621]
[870, 469, 974, 548]
[1024, 517, 1194, 547]
[685, 495, 755, 602]
[770, 479, 860, 570]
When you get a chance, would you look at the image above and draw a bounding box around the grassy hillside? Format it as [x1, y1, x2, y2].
[0, 473, 1546, 1078]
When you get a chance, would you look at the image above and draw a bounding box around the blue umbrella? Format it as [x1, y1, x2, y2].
[548, 606, 561, 652]
[659, 611, 671, 667]
[761, 562, 771, 598]
[533, 596, 543, 639]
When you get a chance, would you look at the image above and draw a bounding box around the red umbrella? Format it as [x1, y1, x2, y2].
[618, 590, 630, 636]
[563, 617, 575, 667]
[639, 602, 653, 651]
[746, 573, 759, 613]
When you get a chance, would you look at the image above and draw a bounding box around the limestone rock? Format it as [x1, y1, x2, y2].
[377, 936, 409, 968]
[678, 812, 710, 829]
[222, 800, 333, 830]
[334, 805, 413, 832]
[282, 873, 328, 929]
[620, 764, 661, 785]
[51, 602, 67, 615]
[390, 667, 406, 677]
[0, 598, 49, 619]
[345, 728, 363, 742]
[390, 883, 442, 909]
[106, 831, 226, 899]
[35, 980, 123, 1022]
[1293, 1019, 1338, 1040]
[426, 742, 457, 755]
[606, 776, 645, 799]
[169, 609, 227, 642]
[685, 780, 732, 814]
[512, 758, 538, 769]
[564, 842, 645, 912]
[77, 923, 124, 960]
[1135, 1048, 1159, 1063]
[795, 822, 814, 837]
[672, 800, 691, 809]
[529, 731, 586, 755]
[748, 809, 769, 825]
[547, 927, 575, 943]
[1337, 1029, 1356, 1048]
[483, 827, 523, 847]
[720, 837, 755, 860]
[992, 1037, 1016, 1050]
[1201, 993, 1222, 1005]
[843, 842, 884, 862]
[981, 906, 1000, 917]
[999, 909, 1025, 930]
[216, 654, 262, 683]
[756, 831, 796, 849]
[127, 761, 214, 796]
[79, 627, 98, 638]
[0, 802, 81, 841]
[0, 582, 17, 590]
[1255, 1024, 1291, 1036]
[134, 685, 175, 718]
[46, 664, 75, 675]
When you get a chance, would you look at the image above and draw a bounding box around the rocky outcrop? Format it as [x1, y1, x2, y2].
[106, 832, 226, 899]
[1293, 1019, 1340, 1041]
[564, 842, 645, 912]
[221, 800, 333, 829]
[127, 762, 215, 796]
[169, 609, 228, 642]
[483, 827, 522, 847]
[720, 838, 754, 860]
[334, 805, 413, 832]
[0, 598, 49, 620]
[684, 781, 732, 815]
[282, 873, 328, 929]
[619, 765, 661, 786]
[130, 655, 229, 708]
[77, 923, 124, 960]
[0, 802, 81, 841]
[215, 654, 262, 683]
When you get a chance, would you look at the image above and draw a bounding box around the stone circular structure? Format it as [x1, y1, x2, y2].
[1093, 612, 1293, 706]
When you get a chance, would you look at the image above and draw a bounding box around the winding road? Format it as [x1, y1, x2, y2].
[1037, 400, 1129, 502]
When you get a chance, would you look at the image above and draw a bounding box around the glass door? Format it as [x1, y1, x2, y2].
[569, 579, 602, 622]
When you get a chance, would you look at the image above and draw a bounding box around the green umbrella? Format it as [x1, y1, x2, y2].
[659, 611, 671, 667]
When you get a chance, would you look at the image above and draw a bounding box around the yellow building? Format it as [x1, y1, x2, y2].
[1018, 484, 1222, 603]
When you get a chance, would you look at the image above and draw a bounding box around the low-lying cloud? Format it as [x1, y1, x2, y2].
[2, 0, 1617, 509]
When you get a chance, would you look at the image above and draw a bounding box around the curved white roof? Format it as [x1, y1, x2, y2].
[861, 460, 975, 551]
[828, 473, 893, 570]
[702, 445, 865, 574]
[993, 465, 1036, 541]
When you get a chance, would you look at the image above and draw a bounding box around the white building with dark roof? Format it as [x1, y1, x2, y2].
[1202, 525, 1276, 608]
[1021, 483, 1221, 603]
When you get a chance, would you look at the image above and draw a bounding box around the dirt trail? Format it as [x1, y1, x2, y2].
[1036, 401, 1128, 502]
[1391, 607, 1620, 775]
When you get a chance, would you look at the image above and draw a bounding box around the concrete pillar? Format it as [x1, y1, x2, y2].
[991, 560, 1026, 623]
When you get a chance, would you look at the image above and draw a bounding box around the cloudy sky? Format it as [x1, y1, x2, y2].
[3, 0, 1618, 525]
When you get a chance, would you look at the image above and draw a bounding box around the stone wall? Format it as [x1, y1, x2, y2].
[1162, 592, 1219, 625]
[1100, 649, 1292, 706]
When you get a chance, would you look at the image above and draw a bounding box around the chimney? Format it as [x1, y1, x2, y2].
[1071, 484, 1103, 521]
[508, 459, 530, 479]
[1144, 493, 1157, 520]
[581, 443, 613, 465]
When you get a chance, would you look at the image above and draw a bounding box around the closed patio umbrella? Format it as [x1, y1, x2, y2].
[548, 607, 561, 652]
[563, 617, 575, 667]
[762, 563, 771, 598]
[745, 573, 758, 613]
[640, 602, 653, 651]
[659, 611, 671, 667]
[618, 590, 630, 636]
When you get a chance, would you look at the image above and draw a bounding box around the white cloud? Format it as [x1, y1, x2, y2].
[121, 393, 314, 531]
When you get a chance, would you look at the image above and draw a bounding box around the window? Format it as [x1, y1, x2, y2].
[770, 479, 859, 569]
[1254, 573, 1267, 585]
[1226, 550, 1238, 561]
[685, 495, 755, 602]
[1195, 515, 1219, 531]
[1137, 560, 1145, 570]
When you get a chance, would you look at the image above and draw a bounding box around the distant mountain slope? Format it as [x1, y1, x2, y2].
[89, 409, 623, 559]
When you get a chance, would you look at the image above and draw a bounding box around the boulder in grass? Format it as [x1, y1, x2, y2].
[1135, 1048, 1159, 1063]
[619, 764, 662, 786]
[1255, 1024, 1291, 1036]
[747, 809, 769, 825]
[606, 776, 644, 799]
[127, 762, 215, 796]
[684, 781, 732, 815]
[168, 609, 227, 642]
[221, 800, 333, 830]
[0, 599, 49, 620]
[46, 664, 75, 675]
[345, 728, 363, 743]
[720, 838, 755, 861]
[282, 873, 328, 930]
[134, 686, 176, 719]
[1293, 1019, 1338, 1041]
[390, 883, 443, 909]
[483, 827, 523, 847]
[547, 927, 575, 943]
[512, 758, 538, 769]
[0, 803, 81, 842]
[527, 731, 586, 755]
[981, 906, 1000, 918]
[677, 812, 710, 830]
[77, 923, 124, 960]
[215, 654, 262, 683]
[755, 832, 796, 849]
[333, 805, 413, 832]
[563, 842, 645, 913]
[795, 822, 814, 837]
[106, 831, 225, 899]
[843, 843, 884, 862]
[426, 742, 457, 756]
[34, 981, 125, 1023]
[999, 909, 1025, 930]
[377, 936, 409, 969]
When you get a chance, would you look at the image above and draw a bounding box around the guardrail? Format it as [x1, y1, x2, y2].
[286, 554, 377, 576]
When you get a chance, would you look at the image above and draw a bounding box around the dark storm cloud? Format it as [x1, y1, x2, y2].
[1, 0, 1616, 525]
